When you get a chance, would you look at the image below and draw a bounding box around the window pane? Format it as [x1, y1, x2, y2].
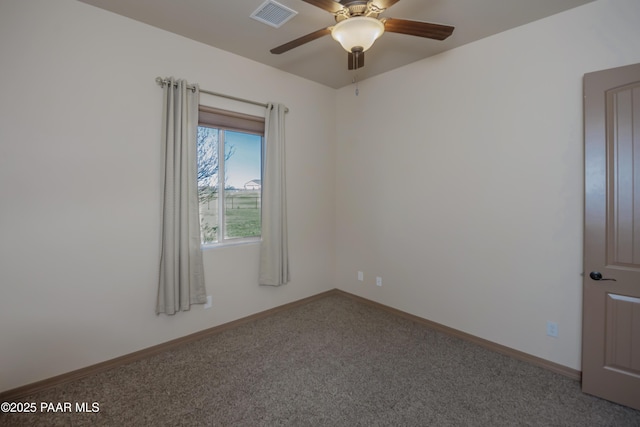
[224, 131, 262, 239]
[197, 127, 219, 244]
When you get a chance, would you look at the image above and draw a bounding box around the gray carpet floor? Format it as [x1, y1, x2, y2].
[2, 293, 640, 426]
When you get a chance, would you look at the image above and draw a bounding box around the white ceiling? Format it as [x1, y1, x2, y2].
[78, 0, 595, 89]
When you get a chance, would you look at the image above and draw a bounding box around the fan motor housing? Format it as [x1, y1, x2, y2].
[335, 1, 383, 22]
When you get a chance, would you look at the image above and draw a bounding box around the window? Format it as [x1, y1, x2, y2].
[198, 106, 264, 245]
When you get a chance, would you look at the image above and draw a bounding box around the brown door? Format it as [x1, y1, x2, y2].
[583, 62, 640, 410]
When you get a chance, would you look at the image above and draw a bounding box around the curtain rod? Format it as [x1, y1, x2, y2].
[155, 77, 288, 112]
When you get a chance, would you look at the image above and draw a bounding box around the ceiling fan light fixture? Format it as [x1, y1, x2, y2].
[331, 17, 385, 53]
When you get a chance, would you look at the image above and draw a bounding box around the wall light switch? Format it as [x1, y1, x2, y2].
[358, 271, 364, 281]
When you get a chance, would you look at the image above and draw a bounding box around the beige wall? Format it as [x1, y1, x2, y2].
[0, 0, 335, 392]
[335, 0, 640, 370]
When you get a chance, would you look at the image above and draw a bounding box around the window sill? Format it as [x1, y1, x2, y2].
[201, 238, 261, 251]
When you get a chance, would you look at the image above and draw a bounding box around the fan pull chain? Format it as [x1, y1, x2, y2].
[352, 75, 359, 96]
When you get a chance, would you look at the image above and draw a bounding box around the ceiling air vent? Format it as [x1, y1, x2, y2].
[250, 0, 298, 28]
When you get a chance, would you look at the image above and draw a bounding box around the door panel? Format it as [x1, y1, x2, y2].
[583, 62, 640, 411]
[608, 83, 640, 267]
[604, 294, 640, 374]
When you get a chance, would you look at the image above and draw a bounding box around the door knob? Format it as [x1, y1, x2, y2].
[589, 271, 617, 281]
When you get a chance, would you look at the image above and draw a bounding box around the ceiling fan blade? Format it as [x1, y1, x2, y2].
[370, 0, 401, 10]
[270, 28, 332, 54]
[347, 51, 365, 70]
[384, 18, 454, 40]
[301, 0, 345, 13]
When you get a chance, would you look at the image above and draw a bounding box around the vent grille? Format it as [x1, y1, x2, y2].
[251, 0, 298, 28]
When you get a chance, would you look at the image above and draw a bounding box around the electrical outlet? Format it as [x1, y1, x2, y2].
[358, 271, 364, 281]
[204, 295, 212, 309]
[546, 321, 558, 337]
[376, 276, 382, 287]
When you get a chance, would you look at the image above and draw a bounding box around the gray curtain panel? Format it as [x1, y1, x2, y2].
[157, 78, 207, 314]
[259, 103, 290, 286]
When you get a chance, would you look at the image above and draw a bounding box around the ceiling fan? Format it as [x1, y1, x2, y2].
[270, 0, 454, 70]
